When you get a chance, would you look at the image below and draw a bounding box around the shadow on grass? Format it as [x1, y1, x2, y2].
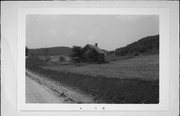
[27, 66, 159, 104]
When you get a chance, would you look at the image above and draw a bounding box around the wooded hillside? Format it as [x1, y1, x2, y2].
[115, 35, 159, 56]
[28, 47, 72, 56]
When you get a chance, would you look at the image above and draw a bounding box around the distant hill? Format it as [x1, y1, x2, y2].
[28, 47, 72, 56]
[115, 35, 159, 56]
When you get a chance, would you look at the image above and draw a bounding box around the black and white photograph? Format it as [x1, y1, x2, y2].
[25, 14, 159, 104]
[1, 0, 179, 116]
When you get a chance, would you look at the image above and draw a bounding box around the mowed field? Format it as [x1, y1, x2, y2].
[43, 54, 159, 81]
[28, 54, 159, 103]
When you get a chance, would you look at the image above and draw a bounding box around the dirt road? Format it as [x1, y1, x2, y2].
[26, 76, 63, 103]
[26, 70, 94, 103]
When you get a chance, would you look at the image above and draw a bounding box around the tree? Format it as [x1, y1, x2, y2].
[71, 46, 82, 59]
[26, 47, 29, 56]
[45, 48, 50, 63]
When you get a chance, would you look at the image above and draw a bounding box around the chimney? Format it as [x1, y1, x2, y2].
[95, 43, 98, 47]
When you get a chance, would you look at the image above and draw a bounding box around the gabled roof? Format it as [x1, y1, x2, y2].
[83, 44, 106, 54]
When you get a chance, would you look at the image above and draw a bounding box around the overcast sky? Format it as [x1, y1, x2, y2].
[26, 15, 159, 51]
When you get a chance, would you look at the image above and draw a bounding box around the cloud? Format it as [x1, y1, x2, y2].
[32, 35, 39, 40]
[87, 35, 96, 41]
[48, 29, 59, 35]
[87, 35, 97, 44]
[67, 30, 76, 36]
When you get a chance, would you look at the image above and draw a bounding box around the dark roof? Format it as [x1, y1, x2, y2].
[84, 44, 106, 54]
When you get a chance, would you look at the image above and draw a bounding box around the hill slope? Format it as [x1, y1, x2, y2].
[115, 35, 159, 56]
[28, 47, 72, 56]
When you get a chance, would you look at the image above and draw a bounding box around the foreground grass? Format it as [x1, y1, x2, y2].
[27, 66, 159, 104]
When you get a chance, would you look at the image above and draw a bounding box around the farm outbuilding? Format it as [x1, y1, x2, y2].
[49, 56, 60, 63]
[49, 55, 71, 64]
[38, 55, 72, 64]
[59, 55, 71, 62]
[82, 43, 107, 63]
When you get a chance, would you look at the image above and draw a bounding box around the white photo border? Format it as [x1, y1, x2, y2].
[17, 8, 169, 111]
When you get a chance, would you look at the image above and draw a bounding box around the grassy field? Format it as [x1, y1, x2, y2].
[27, 54, 159, 103]
[43, 54, 159, 81]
